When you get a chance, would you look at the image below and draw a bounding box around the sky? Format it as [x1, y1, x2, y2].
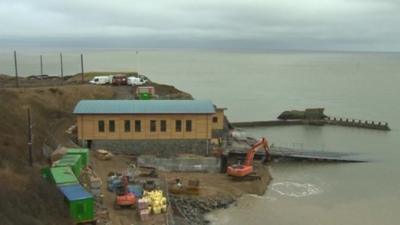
[0, 0, 399, 51]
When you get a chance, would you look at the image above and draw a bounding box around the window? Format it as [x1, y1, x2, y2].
[175, 120, 182, 132]
[213, 117, 218, 123]
[109, 120, 115, 132]
[135, 120, 141, 132]
[98, 120, 105, 132]
[150, 120, 157, 132]
[186, 120, 192, 132]
[160, 120, 167, 132]
[124, 120, 131, 132]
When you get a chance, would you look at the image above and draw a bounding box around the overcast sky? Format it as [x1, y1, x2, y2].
[0, 0, 399, 51]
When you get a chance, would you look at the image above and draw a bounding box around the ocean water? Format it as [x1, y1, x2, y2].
[1, 49, 399, 224]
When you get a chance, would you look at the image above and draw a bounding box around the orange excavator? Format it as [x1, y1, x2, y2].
[227, 137, 270, 178]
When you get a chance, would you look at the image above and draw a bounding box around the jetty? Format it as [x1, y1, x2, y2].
[324, 116, 390, 130]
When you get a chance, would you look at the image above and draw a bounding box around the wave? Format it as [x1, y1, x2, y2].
[271, 181, 322, 197]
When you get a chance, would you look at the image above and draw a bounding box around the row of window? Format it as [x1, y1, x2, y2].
[98, 119, 192, 133]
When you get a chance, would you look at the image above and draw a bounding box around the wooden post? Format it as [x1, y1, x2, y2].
[60, 53, 64, 84]
[206, 139, 209, 156]
[27, 108, 33, 167]
[40, 55, 43, 75]
[14, 51, 19, 88]
[80, 53, 84, 83]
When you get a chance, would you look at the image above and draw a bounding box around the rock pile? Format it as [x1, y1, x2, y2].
[170, 195, 235, 225]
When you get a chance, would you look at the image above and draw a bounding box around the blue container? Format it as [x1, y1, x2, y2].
[107, 178, 121, 192]
[127, 184, 143, 198]
[58, 184, 94, 223]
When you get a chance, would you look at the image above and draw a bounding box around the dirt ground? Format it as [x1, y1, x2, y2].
[90, 152, 271, 225]
[91, 153, 167, 225]
[161, 163, 270, 199]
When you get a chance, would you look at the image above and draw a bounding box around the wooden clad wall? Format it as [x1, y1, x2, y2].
[77, 114, 213, 140]
[211, 108, 225, 130]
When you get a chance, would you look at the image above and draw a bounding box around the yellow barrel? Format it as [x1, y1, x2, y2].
[153, 206, 161, 214]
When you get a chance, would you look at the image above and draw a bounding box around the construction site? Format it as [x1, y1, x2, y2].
[0, 73, 272, 225]
[1, 70, 388, 225]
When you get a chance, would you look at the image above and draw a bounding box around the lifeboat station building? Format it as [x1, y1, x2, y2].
[73, 100, 227, 156]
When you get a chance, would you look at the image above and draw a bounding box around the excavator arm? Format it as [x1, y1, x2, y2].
[244, 137, 270, 166]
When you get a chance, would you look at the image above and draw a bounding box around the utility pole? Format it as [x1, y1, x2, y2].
[27, 108, 33, 167]
[40, 55, 43, 75]
[80, 53, 84, 83]
[136, 50, 139, 75]
[14, 50, 19, 88]
[60, 53, 64, 85]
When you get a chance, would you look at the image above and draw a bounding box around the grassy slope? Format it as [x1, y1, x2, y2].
[0, 85, 114, 225]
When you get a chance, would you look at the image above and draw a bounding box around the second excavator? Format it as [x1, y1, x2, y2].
[227, 137, 270, 179]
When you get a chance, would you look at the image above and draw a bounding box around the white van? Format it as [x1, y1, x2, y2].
[127, 76, 147, 86]
[89, 76, 111, 85]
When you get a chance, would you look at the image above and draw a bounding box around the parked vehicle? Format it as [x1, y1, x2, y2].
[127, 76, 147, 86]
[112, 74, 128, 85]
[89, 76, 111, 85]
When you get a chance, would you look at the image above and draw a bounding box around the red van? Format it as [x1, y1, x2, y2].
[112, 74, 128, 85]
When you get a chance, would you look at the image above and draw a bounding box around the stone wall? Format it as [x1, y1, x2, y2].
[90, 139, 211, 157]
[137, 155, 221, 172]
[212, 129, 228, 139]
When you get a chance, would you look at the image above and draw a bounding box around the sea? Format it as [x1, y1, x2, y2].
[1, 48, 399, 225]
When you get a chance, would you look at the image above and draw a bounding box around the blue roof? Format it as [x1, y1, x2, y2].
[73, 100, 216, 114]
[58, 184, 93, 201]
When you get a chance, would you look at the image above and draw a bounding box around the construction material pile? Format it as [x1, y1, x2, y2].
[107, 173, 121, 192]
[80, 166, 102, 197]
[142, 190, 167, 215]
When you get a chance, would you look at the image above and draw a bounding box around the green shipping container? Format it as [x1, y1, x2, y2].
[54, 154, 83, 177]
[58, 184, 94, 223]
[50, 167, 79, 185]
[67, 148, 89, 166]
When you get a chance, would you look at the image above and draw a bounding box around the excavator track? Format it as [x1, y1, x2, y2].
[230, 171, 262, 181]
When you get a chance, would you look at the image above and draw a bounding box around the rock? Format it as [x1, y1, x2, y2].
[278, 110, 305, 120]
[278, 108, 327, 120]
[51, 145, 68, 162]
[170, 194, 236, 225]
[95, 149, 113, 160]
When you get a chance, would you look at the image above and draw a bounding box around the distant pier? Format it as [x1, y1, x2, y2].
[324, 116, 390, 130]
[231, 117, 390, 131]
